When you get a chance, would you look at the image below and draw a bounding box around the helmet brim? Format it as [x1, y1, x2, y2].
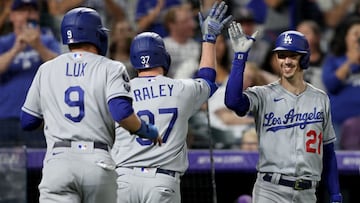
[272, 46, 307, 54]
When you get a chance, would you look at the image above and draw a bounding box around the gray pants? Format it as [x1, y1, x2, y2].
[252, 173, 317, 203]
[115, 167, 181, 203]
[39, 145, 117, 203]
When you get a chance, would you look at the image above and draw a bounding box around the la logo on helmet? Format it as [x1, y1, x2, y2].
[283, 34, 292, 44]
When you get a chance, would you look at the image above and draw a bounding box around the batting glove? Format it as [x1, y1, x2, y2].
[135, 120, 160, 143]
[228, 21, 258, 59]
[198, 1, 232, 43]
[330, 193, 342, 203]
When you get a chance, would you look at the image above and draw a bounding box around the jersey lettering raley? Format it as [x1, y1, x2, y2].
[244, 81, 336, 181]
[133, 84, 174, 101]
[112, 76, 211, 173]
[22, 51, 132, 150]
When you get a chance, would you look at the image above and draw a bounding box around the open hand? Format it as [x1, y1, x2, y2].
[228, 21, 258, 53]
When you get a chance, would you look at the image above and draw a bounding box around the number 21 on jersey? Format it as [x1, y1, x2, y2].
[306, 130, 323, 154]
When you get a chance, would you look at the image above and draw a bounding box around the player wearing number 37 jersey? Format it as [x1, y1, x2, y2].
[111, 1, 232, 203]
[20, 7, 160, 203]
[225, 22, 342, 203]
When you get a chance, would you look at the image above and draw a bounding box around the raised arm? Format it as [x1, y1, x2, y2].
[197, 1, 232, 96]
[224, 22, 257, 116]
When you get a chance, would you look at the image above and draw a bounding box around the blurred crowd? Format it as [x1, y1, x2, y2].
[1, 0, 360, 151]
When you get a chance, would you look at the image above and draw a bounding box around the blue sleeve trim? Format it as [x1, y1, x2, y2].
[20, 111, 43, 131]
[203, 78, 218, 97]
[323, 143, 341, 197]
[108, 97, 134, 122]
[224, 53, 250, 116]
[196, 68, 216, 82]
[196, 68, 218, 96]
[234, 52, 248, 61]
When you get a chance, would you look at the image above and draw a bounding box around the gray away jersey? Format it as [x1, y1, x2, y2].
[244, 80, 336, 181]
[112, 75, 211, 173]
[22, 51, 132, 150]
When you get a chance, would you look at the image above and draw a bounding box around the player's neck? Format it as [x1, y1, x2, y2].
[70, 47, 98, 54]
[138, 67, 164, 77]
[280, 78, 307, 96]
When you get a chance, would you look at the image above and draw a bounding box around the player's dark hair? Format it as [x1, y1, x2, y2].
[330, 16, 360, 56]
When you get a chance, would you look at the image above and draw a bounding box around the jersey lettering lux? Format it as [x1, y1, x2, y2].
[22, 52, 132, 152]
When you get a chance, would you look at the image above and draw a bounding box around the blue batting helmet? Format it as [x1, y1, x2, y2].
[130, 32, 171, 73]
[273, 30, 310, 69]
[61, 7, 108, 56]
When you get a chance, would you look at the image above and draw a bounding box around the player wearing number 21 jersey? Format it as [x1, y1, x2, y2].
[225, 23, 342, 203]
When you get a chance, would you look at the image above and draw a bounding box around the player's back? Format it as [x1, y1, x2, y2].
[112, 75, 210, 173]
[35, 51, 130, 146]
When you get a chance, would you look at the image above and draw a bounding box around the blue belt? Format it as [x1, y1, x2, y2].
[53, 141, 109, 151]
[263, 173, 314, 190]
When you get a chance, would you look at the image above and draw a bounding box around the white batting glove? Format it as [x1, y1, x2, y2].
[228, 21, 258, 55]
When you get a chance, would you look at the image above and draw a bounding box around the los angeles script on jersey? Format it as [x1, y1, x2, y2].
[65, 62, 86, 77]
[263, 107, 324, 132]
[133, 84, 174, 101]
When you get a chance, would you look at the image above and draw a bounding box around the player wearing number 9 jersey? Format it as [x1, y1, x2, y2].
[111, 1, 232, 203]
[20, 7, 161, 203]
[225, 23, 342, 203]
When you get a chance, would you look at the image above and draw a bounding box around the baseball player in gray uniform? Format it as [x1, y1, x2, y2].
[20, 7, 161, 203]
[225, 22, 342, 203]
[111, 1, 232, 203]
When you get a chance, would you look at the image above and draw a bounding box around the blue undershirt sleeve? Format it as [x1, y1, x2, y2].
[20, 111, 43, 131]
[323, 142, 342, 202]
[224, 53, 250, 116]
[196, 67, 218, 96]
[108, 97, 134, 122]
